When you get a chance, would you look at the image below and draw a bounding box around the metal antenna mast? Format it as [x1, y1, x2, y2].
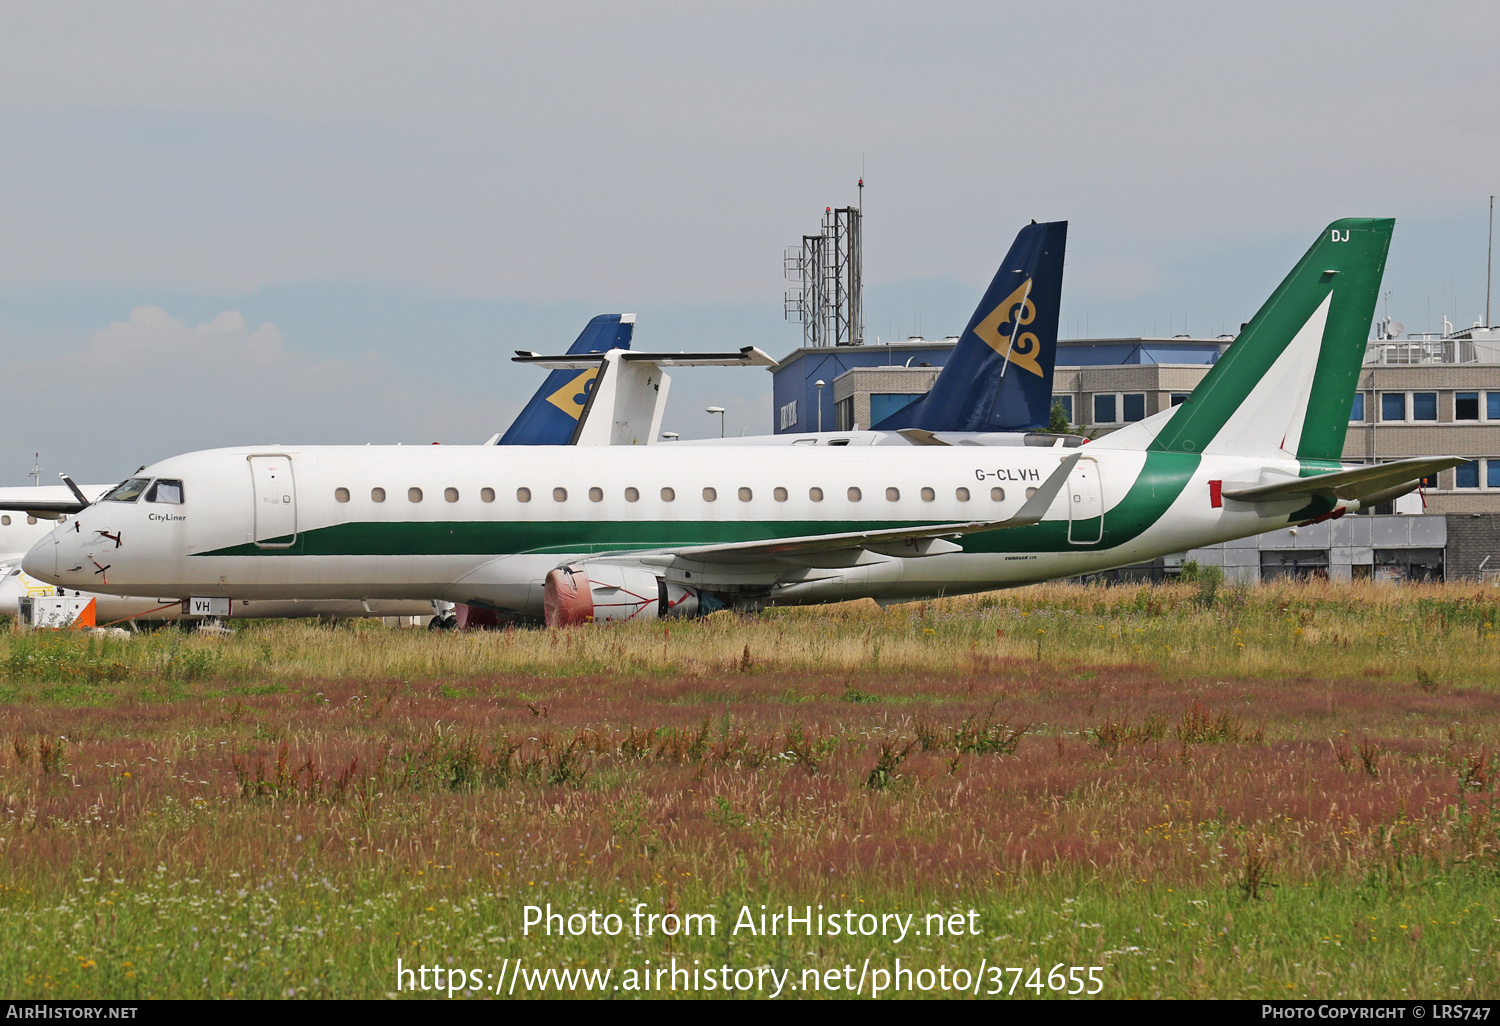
[783, 182, 864, 346]
[1488, 195, 1494, 328]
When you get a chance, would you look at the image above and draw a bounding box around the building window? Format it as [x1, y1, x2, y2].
[870, 393, 923, 423]
[1170, 393, 1190, 406]
[1053, 395, 1073, 420]
[1349, 394, 1365, 422]
[1489, 393, 1500, 420]
[1122, 393, 1146, 422]
[779, 399, 797, 430]
[1093, 394, 1117, 423]
[1456, 392, 1479, 420]
[1455, 461, 1480, 488]
[1412, 392, 1437, 421]
[1381, 393, 1406, 421]
[835, 397, 854, 431]
[1488, 460, 1500, 489]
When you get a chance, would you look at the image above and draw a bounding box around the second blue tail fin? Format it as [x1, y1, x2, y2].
[873, 221, 1066, 432]
[497, 314, 635, 445]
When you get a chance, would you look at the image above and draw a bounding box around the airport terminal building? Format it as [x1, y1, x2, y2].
[768, 327, 1500, 583]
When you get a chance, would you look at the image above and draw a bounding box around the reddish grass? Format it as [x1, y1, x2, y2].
[1, 663, 1495, 896]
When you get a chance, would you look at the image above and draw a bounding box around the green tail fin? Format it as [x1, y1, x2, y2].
[1147, 218, 1393, 460]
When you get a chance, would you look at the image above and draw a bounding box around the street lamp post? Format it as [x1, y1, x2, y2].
[705, 406, 725, 438]
[814, 380, 826, 432]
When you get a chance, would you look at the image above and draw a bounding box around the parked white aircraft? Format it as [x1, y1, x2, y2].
[22, 220, 1460, 626]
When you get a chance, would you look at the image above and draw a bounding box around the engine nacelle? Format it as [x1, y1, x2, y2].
[542, 564, 699, 626]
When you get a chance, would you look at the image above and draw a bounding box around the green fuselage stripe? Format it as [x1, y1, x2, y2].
[197, 452, 1201, 560]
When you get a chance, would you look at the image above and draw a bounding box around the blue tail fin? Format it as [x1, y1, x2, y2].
[496, 314, 635, 445]
[873, 221, 1067, 432]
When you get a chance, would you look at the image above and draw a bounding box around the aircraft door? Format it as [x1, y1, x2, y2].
[1066, 456, 1103, 545]
[248, 455, 297, 548]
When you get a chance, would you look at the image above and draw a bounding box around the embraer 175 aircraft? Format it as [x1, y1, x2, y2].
[23, 220, 1463, 627]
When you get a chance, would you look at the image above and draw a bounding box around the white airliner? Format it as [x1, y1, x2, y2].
[22, 220, 1461, 626]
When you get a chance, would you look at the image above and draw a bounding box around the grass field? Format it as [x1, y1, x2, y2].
[1, 580, 1497, 999]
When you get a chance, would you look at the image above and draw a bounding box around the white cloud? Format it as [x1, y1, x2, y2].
[0, 307, 520, 482]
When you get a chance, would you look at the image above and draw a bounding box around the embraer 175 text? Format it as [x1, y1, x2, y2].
[23, 220, 1463, 626]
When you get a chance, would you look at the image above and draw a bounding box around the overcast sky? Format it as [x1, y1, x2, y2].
[1, 1, 1497, 482]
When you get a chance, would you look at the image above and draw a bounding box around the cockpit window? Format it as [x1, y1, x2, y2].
[102, 477, 151, 503]
[145, 479, 184, 504]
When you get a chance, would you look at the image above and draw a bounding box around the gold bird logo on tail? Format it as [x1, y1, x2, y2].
[973, 280, 1042, 377]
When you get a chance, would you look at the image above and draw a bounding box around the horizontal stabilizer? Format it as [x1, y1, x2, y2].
[513, 346, 775, 369]
[603, 453, 1078, 564]
[1222, 456, 1464, 503]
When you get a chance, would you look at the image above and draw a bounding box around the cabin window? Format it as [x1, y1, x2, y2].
[809, 487, 824, 502]
[444, 487, 459, 503]
[408, 487, 423, 503]
[920, 487, 935, 502]
[773, 487, 788, 502]
[1, 516, 8, 526]
[955, 487, 970, 501]
[589, 487, 604, 502]
[702, 487, 717, 502]
[661, 487, 675, 502]
[885, 487, 899, 501]
[553, 487, 568, 502]
[102, 477, 151, 503]
[990, 487, 1005, 501]
[625, 487, 640, 502]
[516, 487, 531, 503]
[334, 488, 351, 503]
[371, 487, 386, 503]
[738, 487, 752, 502]
[27, 516, 36, 525]
[480, 487, 495, 502]
[1025, 487, 1038, 499]
[146, 479, 184, 504]
[847, 487, 862, 502]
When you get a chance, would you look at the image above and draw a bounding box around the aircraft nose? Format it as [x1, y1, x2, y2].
[21, 532, 57, 584]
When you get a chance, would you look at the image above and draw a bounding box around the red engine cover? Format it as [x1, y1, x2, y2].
[543, 566, 595, 627]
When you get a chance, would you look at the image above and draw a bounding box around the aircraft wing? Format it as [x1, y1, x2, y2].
[611, 453, 1078, 564]
[512, 346, 776, 369]
[0, 480, 110, 517]
[1221, 456, 1464, 503]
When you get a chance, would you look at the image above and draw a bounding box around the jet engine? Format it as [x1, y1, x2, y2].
[542, 564, 699, 626]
